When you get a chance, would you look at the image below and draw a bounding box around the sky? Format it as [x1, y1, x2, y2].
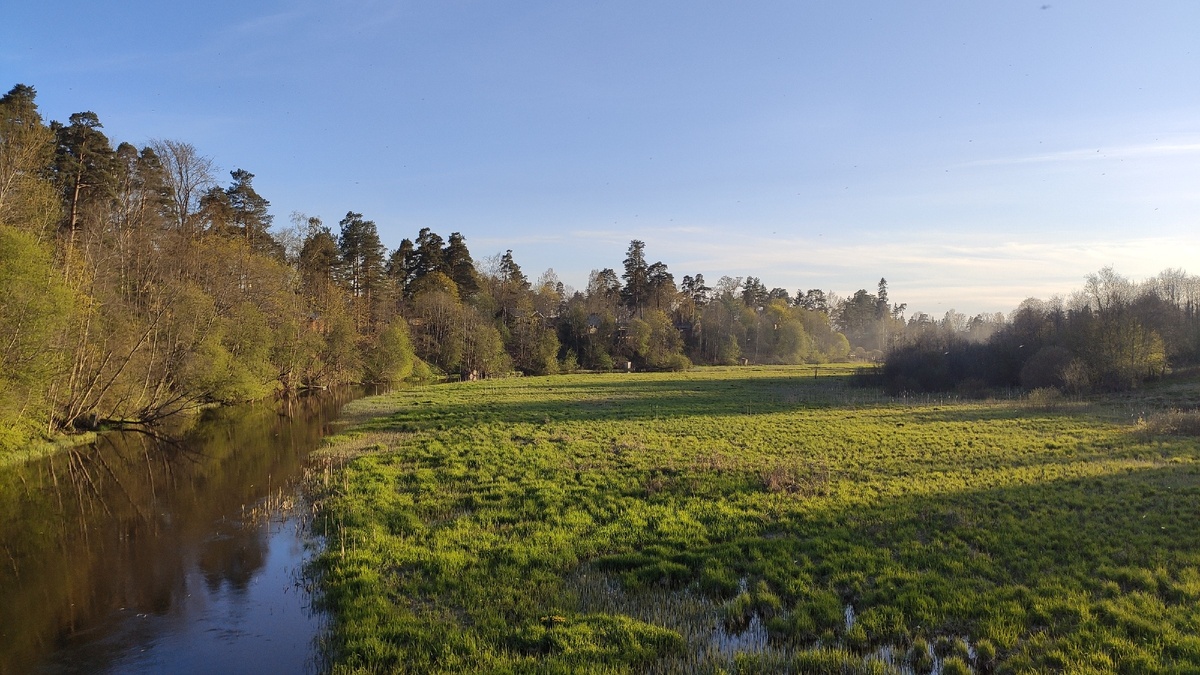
[3, 1, 1198, 317]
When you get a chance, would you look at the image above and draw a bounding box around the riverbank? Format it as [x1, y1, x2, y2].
[0, 432, 98, 469]
[0, 393, 323, 469]
[310, 365, 1200, 673]
[0, 389, 366, 674]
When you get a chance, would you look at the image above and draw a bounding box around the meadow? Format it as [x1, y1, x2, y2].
[310, 366, 1200, 674]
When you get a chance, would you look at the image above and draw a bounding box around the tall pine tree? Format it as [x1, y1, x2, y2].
[338, 211, 387, 331]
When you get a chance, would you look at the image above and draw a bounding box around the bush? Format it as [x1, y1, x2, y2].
[595, 352, 615, 371]
[974, 637, 997, 663]
[408, 358, 437, 381]
[1134, 410, 1200, 438]
[1026, 387, 1063, 410]
[362, 322, 415, 383]
[559, 349, 579, 373]
[1061, 358, 1091, 394]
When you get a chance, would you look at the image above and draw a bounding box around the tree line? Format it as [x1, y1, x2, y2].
[880, 267, 1200, 395]
[0, 84, 428, 450]
[7, 82, 1194, 453]
[0, 84, 877, 453]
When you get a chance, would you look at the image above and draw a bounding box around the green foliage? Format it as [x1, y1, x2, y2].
[788, 648, 881, 674]
[886, 267, 1197, 395]
[0, 85, 60, 239]
[627, 309, 690, 371]
[338, 211, 388, 331]
[512, 613, 683, 665]
[178, 301, 277, 403]
[408, 358, 437, 382]
[223, 169, 280, 258]
[408, 289, 468, 374]
[0, 84, 507, 443]
[362, 321, 415, 383]
[312, 367, 1200, 672]
[299, 224, 341, 305]
[941, 656, 971, 675]
[0, 226, 73, 452]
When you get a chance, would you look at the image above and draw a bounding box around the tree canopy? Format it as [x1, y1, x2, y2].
[3, 82, 1197, 456]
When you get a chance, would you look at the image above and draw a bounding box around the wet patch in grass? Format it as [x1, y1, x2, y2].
[311, 366, 1200, 673]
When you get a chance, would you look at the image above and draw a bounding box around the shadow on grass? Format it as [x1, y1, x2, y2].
[346, 373, 901, 433]
[340, 372, 1164, 479]
[322, 441, 1200, 671]
[576, 461, 1200, 670]
[318, 370, 1200, 670]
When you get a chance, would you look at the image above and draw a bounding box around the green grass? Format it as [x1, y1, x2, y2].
[310, 365, 1200, 674]
[0, 431, 98, 468]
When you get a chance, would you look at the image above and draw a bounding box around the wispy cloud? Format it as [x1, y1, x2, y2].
[963, 140, 1200, 168]
[228, 8, 314, 35]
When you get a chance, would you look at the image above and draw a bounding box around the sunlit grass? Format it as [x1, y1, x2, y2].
[311, 365, 1200, 673]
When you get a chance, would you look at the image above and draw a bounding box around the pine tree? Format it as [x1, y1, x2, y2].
[0, 84, 60, 239]
[51, 111, 116, 280]
[338, 211, 387, 331]
[299, 221, 341, 307]
[444, 232, 478, 296]
[499, 249, 528, 288]
[621, 240, 649, 314]
[414, 227, 445, 279]
[225, 169, 281, 259]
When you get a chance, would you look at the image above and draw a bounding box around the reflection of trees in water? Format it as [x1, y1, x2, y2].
[199, 523, 268, 594]
[0, 387, 362, 674]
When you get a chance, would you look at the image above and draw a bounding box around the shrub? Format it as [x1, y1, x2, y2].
[1061, 358, 1091, 394]
[1026, 387, 1063, 410]
[1134, 409, 1200, 438]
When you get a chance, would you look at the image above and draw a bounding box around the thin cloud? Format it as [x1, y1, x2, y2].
[963, 140, 1200, 168]
[227, 8, 314, 35]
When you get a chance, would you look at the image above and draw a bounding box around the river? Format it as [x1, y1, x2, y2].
[0, 388, 369, 674]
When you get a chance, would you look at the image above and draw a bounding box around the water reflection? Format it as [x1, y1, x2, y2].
[0, 388, 366, 675]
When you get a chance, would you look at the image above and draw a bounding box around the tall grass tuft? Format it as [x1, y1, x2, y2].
[1134, 409, 1200, 438]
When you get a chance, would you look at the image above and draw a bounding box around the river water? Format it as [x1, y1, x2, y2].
[0, 389, 366, 675]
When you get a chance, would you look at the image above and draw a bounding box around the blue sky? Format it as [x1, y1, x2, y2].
[4, 1, 1198, 316]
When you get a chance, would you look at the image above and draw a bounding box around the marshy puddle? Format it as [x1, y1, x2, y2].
[569, 567, 985, 673]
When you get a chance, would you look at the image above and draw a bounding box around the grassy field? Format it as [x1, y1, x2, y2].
[310, 366, 1200, 674]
